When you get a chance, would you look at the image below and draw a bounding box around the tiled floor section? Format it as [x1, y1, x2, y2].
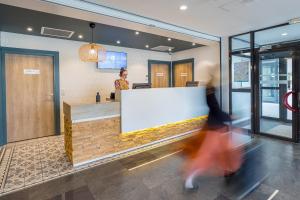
[0, 135, 290, 200]
[0, 130, 198, 196]
[2, 136, 72, 193]
[0, 147, 13, 191]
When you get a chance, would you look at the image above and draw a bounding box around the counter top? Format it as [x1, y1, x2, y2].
[70, 102, 120, 123]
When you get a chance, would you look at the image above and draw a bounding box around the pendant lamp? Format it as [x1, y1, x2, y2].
[79, 23, 106, 62]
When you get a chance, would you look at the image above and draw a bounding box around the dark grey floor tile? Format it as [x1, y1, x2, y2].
[3, 136, 300, 200]
[243, 184, 276, 200]
[89, 173, 150, 200]
[65, 186, 94, 200]
[272, 191, 298, 200]
[47, 195, 62, 200]
[27, 174, 87, 200]
[82, 160, 126, 180]
[0, 190, 29, 200]
[120, 153, 158, 169]
[214, 195, 231, 200]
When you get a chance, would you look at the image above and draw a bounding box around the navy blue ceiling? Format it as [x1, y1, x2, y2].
[0, 4, 204, 52]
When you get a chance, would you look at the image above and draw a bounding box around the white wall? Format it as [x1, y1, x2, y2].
[221, 37, 230, 112]
[171, 43, 221, 101]
[171, 44, 220, 85]
[0, 32, 171, 105]
[0, 31, 221, 132]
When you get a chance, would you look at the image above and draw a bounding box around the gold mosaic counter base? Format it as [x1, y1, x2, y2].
[64, 112, 207, 166]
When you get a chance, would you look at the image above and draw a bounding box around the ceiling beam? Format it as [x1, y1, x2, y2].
[41, 0, 221, 42]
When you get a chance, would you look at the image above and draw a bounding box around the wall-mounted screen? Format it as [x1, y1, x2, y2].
[97, 51, 127, 69]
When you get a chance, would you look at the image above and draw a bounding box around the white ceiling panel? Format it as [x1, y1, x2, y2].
[86, 0, 300, 36]
[1, 0, 299, 38]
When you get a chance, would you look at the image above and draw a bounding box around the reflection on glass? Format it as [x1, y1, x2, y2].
[232, 92, 251, 129]
[260, 59, 279, 87]
[231, 54, 251, 89]
[259, 55, 292, 138]
[255, 23, 300, 47]
[231, 52, 252, 130]
[261, 89, 279, 118]
[231, 34, 250, 51]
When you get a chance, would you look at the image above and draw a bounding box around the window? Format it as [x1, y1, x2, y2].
[231, 53, 251, 89]
[231, 34, 250, 51]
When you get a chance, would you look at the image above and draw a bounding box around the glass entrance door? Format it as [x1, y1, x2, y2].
[258, 51, 298, 140]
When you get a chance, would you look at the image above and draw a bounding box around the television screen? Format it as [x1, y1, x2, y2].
[97, 51, 127, 69]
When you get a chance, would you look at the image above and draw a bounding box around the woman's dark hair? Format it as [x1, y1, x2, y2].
[120, 67, 127, 77]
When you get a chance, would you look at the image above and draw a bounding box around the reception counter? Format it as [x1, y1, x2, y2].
[64, 87, 208, 166]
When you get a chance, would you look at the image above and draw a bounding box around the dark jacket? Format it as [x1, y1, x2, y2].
[206, 86, 231, 129]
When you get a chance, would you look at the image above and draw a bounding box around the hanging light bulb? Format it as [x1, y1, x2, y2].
[79, 23, 106, 62]
[89, 46, 96, 55]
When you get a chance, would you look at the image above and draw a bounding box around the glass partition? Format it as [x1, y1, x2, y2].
[230, 21, 300, 142]
[255, 23, 300, 47]
[259, 52, 293, 139]
[230, 50, 252, 129]
[231, 53, 251, 89]
[231, 34, 250, 51]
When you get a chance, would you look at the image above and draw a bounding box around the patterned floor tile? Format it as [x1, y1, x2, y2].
[0, 132, 195, 196]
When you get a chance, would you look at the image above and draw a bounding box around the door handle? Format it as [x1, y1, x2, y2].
[46, 93, 54, 101]
[283, 91, 299, 112]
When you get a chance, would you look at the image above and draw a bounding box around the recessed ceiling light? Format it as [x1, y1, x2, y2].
[145, 45, 149, 48]
[281, 32, 288, 36]
[116, 40, 121, 44]
[192, 42, 196, 46]
[168, 48, 172, 51]
[78, 35, 83, 39]
[27, 27, 33, 32]
[179, 5, 188, 11]
[135, 31, 140, 35]
[168, 38, 171, 41]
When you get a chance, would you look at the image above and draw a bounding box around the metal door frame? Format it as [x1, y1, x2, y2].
[254, 47, 300, 142]
[0, 47, 60, 145]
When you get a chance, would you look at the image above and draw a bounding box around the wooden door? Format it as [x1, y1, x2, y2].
[150, 63, 170, 88]
[5, 54, 55, 142]
[173, 62, 193, 87]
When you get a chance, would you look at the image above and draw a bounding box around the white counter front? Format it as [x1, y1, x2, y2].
[121, 87, 208, 133]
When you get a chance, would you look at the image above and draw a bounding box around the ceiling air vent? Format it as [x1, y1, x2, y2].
[151, 46, 174, 51]
[41, 27, 74, 38]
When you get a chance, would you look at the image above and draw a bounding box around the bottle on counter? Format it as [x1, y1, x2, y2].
[96, 92, 101, 103]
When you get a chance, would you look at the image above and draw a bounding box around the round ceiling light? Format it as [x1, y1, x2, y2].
[281, 32, 288, 36]
[27, 27, 33, 32]
[145, 45, 149, 48]
[179, 5, 188, 10]
[135, 31, 140, 35]
[116, 40, 121, 44]
[168, 38, 172, 41]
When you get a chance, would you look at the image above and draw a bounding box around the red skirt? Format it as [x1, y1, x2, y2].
[183, 126, 243, 177]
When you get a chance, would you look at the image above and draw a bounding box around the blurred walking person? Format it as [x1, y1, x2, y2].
[183, 76, 243, 189]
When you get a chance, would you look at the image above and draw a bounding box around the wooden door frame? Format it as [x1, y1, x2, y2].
[148, 60, 172, 87]
[0, 47, 60, 145]
[172, 58, 195, 87]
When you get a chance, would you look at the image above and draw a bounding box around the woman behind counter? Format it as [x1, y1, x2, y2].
[115, 68, 129, 90]
[114, 68, 129, 101]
